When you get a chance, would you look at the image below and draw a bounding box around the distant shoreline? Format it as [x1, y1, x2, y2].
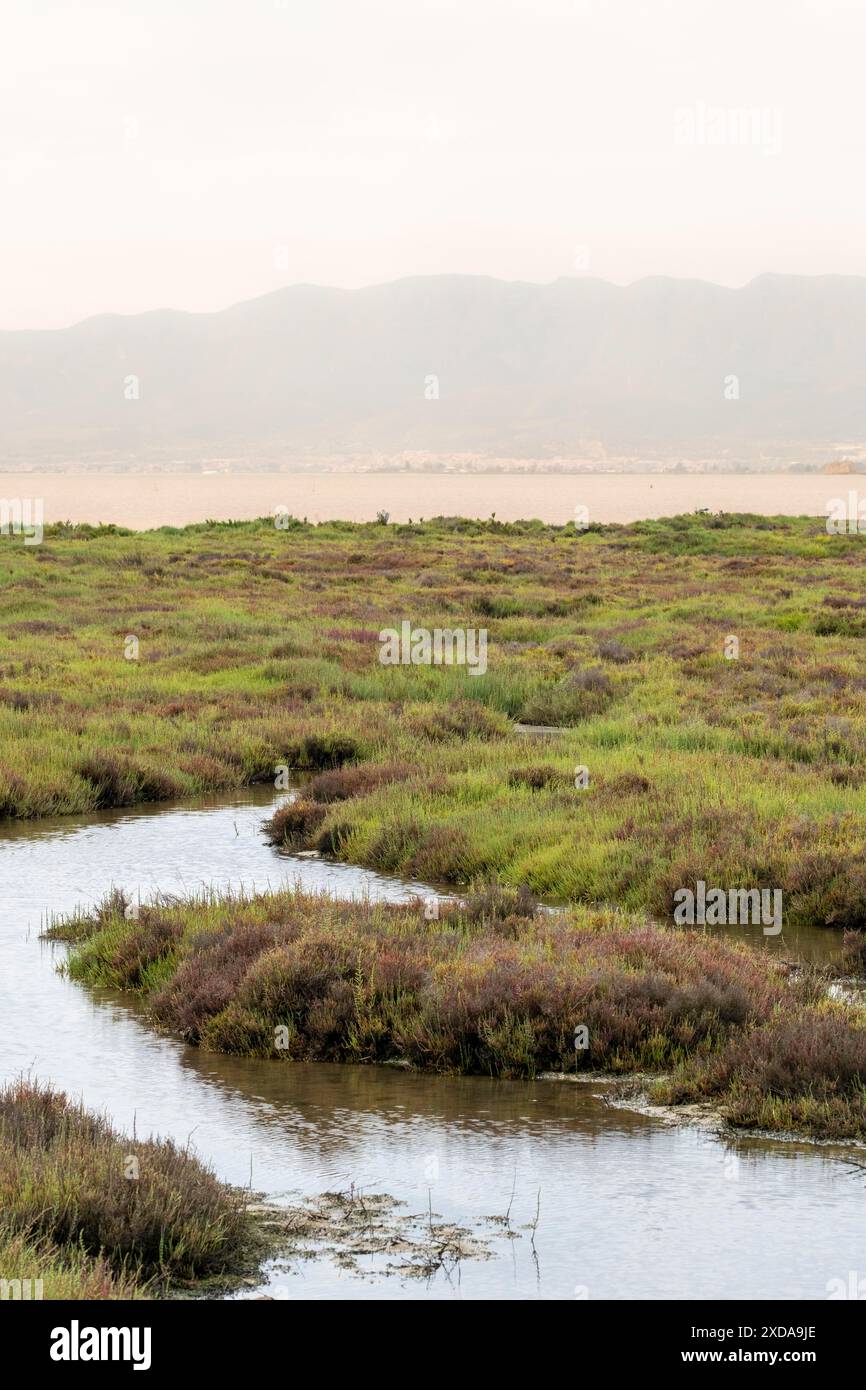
[1, 463, 855, 477]
[0, 468, 848, 477]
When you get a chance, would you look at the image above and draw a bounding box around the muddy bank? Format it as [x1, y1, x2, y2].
[235, 1191, 504, 1294]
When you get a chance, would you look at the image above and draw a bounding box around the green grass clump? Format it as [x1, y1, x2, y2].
[0, 1079, 254, 1297]
[0, 1226, 143, 1301]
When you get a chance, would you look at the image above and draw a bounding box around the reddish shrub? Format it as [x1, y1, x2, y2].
[151, 922, 279, 1040]
[264, 798, 327, 846]
[306, 762, 413, 803]
[728, 1013, 866, 1099]
[603, 772, 652, 796]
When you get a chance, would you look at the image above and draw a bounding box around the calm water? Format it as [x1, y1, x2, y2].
[1, 790, 865, 1300]
[0, 471, 847, 528]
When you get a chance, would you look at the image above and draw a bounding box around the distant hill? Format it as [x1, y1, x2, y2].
[1, 274, 865, 466]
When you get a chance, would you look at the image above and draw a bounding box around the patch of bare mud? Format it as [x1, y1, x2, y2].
[247, 1190, 503, 1284]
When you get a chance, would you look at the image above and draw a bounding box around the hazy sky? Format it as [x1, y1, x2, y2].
[3, 0, 865, 329]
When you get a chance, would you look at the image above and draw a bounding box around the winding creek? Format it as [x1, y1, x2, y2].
[2, 788, 865, 1299]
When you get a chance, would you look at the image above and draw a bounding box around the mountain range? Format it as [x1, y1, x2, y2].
[1, 274, 864, 467]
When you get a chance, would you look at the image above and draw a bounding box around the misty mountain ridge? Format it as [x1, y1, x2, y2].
[1, 273, 864, 469]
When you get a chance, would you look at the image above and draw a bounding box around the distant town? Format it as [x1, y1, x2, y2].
[6, 448, 865, 475]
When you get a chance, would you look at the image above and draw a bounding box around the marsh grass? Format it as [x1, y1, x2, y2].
[46, 886, 866, 1139]
[654, 1008, 866, 1138]
[0, 1225, 143, 1300]
[0, 1078, 253, 1297]
[5, 513, 866, 925]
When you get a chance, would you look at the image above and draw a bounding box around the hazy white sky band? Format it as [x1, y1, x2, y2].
[2, 0, 863, 328]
